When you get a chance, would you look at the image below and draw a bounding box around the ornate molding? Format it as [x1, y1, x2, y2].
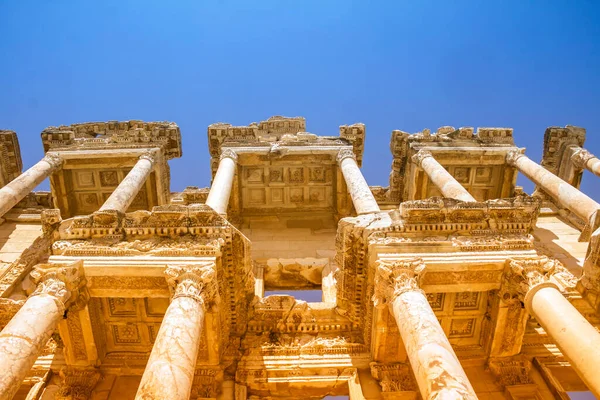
[165, 263, 218, 306]
[411, 149, 433, 167]
[488, 358, 534, 387]
[501, 257, 559, 309]
[42, 153, 64, 170]
[139, 150, 158, 164]
[29, 260, 87, 311]
[505, 149, 526, 167]
[571, 148, 596, 170]
[370, 362, 417, 392]
[220, 148, 238, 162]
[372, 258, 425, 307]
[336, 148, 356, 164]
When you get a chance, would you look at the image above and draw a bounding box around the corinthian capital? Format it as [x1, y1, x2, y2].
[505, 149, 525, 167]
[165, 263, 218, 306]
[30, 260, 87, 311]
[571, 148, 596, 170]
[42, 153, 64, 169]
[220, 149, 238, 162]
[501, 257, 559, 307]
[336, 148, 356, 164]
[139, 149, 158, 164]
[411, 150, 433, 167]
[372, 258, 425, 308]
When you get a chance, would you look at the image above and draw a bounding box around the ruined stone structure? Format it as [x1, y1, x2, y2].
[0, 117, 599, 399]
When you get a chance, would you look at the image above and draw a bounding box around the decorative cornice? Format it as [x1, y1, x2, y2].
[411, 149, 433, 167]
[220, 148, 238, 162]
[571, 148, 596, 170]
[29, 260, 87, 311]
[501, 256, 559, 310]
[505, 149, 526, 167]
[336, 148, 356, 164]
[42, 153, 64, 170]
[165, 263, 218, 306]
[372, 258, 425, 308]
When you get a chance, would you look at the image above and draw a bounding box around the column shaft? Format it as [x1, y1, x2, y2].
[572, 148, 600, 178]
[0, 154, 62, 217]
[391, 291, 477, 399]
[0, 294, 64, 400]
[135, 296, 205, 400]
[206, 151, 237, 215]
[510, 153, 599, 222]
[528, 286, 600, 397]
[415, 151, 475, 202]
[338, 150, 380, 215]
[99, 154, 155, 212]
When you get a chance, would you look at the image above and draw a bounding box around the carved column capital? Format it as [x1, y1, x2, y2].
[571, 148, 596, 170]
[139, 149, 159, 164]
[220, 149, 238, 162]
[372, 258, 425, 307]
[57, 367, 101, 400]
[501, 257, 559, 308]
[165, 263, 218, 306]
[42, 153, 64, 170]
[506, 149, 526, 167]
[488, 358, 533, 388]
[29, 260, 87, 311]
[336, 148, 356, 164]
[411, 150, 433, 167]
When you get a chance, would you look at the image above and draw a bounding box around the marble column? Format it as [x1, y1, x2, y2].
[507, 257, 600, 398]
[0, 261, 86, 400]
[0, 153, 63, 218]
[99, 151, 157, 213]
[507, 150, 600, 223]
[373, 258, 477, 399]
[135, 263, 217, 400]
[206, 149, 237, 216]
[412, 150, 476, 202]
[337, 149, 380, 215]
[572, 148, 600, 178]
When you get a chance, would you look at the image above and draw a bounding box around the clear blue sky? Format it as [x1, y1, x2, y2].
[1, 1, 600, 201]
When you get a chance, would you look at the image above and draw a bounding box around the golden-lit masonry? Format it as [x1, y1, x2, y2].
[0, 118, 599, 399]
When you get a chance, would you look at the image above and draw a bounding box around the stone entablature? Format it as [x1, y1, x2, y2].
[0, 130, 22, 187]
[385, 126, 517, 203]
[41, 120, 182, 160]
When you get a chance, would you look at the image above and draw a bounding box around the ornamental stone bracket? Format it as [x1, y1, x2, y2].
[540, 125, 586, 189]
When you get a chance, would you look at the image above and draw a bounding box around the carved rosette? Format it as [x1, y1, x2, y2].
[372, 258, 426, 308]
[42, 153, 64, 170]
[571, 148, 596, 170]
[336, 148, 356, 164]
[165, 263, 218, 306]
[411, 150, 433, 167]
[29, 260, 87, 311]
[220, 149, 238, 162]
[502, 257, 559, 310]
[505, 149, 526, 167]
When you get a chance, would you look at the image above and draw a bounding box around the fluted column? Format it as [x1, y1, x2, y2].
[373, 258, 477, 399]
[0, 261, 86, 400]
[135, 263, 217, 400]
[572, 148, 600, 178]
[206, 149, 237, 216]
[507, 150, 600, 223]
[505, 257, 600, 398]
[0, 153, 63, 218]
[337, 149, 380, 215]
[412, 150, 476, 202]
[99, 151, 157, 212]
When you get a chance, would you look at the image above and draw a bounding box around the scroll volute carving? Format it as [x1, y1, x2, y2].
[372, 258, 425, 308]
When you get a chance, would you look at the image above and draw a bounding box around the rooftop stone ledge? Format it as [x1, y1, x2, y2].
[40, 120, 182, 160]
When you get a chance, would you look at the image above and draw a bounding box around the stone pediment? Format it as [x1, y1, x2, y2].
[41, 120, 182, 160]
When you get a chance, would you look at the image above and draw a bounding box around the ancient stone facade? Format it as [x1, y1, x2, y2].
[0, 117, 599, 399]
